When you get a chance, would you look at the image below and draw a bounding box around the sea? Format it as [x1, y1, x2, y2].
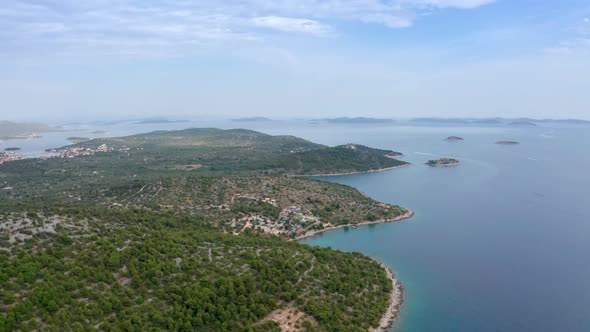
[3, 119, 590, 331]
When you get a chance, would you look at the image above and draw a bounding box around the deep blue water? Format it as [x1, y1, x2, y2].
[4, 121, 590, 331]
[294, 124, 590, 332]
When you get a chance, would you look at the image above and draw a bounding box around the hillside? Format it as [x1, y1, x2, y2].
[0, 129, 406, 197]
[0, 128, 410, 331]
[0, 209, 392, 331]
[0, 174, 408, 239]
[0, 129, 406, 205]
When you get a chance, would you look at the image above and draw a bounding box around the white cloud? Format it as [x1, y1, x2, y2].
[252, 16, 332, 35]
[545, 17, 590, 55]
[0, 0, 495, 57]
[409, 0, 496, 9]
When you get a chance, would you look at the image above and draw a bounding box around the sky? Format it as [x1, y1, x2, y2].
[1, 0, 589, 121]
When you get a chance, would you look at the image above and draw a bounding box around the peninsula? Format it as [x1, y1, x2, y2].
[0, 121, 58, 140]
[0, 128, 411, 331]
[386, 151, 404, 158]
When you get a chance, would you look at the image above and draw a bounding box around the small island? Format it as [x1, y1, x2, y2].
[92, 130, 108, 134]
[4, 147, 21, 151]
[231, 116, 272, 122]
[67, 136, 91, 143]
[426, 158, 461, 167]
[134, 118, 189, 124]
[509, 121, 537, 127]
[495, 141, 520, 145]
[445, 136, 464, 142]
[322, 117, 395, 124]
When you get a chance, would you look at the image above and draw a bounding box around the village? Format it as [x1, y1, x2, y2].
[1, 143, 134, 165]
[228, 194, 327, 238]
[0, 151, 27, 165]
[45, 144, 130, 159]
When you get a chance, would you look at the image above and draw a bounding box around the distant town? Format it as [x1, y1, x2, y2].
[1, 144, 131, 165]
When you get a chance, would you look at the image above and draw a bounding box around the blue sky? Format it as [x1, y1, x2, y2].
[1, 0, 589, 121]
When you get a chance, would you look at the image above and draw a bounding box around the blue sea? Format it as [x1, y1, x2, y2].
[3, 120, 590, 331]
[294, 124, 590, 332]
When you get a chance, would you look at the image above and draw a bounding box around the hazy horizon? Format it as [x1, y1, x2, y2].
[4, 115, 590, 125]
[1, 1, 589, 121]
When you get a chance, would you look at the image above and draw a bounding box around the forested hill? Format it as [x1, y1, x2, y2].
[0, 209, 392, 331]
[43, 128, 407, 175]
[0, 129, 407, 203]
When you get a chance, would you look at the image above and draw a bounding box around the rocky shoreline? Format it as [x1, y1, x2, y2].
[296, 210, 414, 331]
[295, 209, 415, 241]
[426, 158, 460, 167]
[295, 168, 414, 331]
[370, 262, 404, 332]
[302, 163, 411, 177]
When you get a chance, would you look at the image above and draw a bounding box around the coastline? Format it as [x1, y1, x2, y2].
[293, 164, 414, 330]
[295, 209, 415, 241]
[300, 163, 411, 178]
[427, 162, 461, 167]
[296, 209, 414, 331]
[370, 261, 404, 332]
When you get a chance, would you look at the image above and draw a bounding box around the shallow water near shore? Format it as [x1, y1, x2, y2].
[295, 124, 590, 331]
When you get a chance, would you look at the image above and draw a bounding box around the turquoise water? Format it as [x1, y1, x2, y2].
[296, 124, 590, 331]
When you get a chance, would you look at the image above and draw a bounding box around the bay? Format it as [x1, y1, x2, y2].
[297, 124, 590, 332]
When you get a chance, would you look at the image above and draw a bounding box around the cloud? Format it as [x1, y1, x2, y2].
[252, 16, 332, 35]
[409, 0, 496, 9]
[0, 0, 495, 58]
[545, 17, 590, 55]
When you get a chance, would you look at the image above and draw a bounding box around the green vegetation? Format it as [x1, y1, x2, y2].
[0, 174, 406, 239]
[49, 128, 406, 175]
[0, 209, 391, 331]
[66, 137, 91, 143]
[0, 128, 409, 331]
[0, 129, 406, 204]
[426, 158, 460, 167]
